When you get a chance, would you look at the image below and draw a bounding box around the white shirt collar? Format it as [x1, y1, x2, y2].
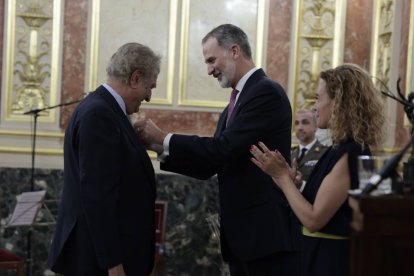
[103, 83, 127, 115]
[233, 67, 259, 102]
[300, 139, 317, 151]
[235, 67, 258, 92]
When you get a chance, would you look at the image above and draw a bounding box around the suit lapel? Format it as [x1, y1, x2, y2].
[226, 69, 266, 125]
[215, 106, 228, 137]
[298, 141, 322, 166]
[96, 87, 155, 179]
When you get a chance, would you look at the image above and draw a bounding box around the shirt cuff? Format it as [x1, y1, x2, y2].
[157, 133, 173, 162]
[299, 180, 306, 192]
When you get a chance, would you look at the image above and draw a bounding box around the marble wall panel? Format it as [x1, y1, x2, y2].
[0, 0, 4, 97]
[179, 0, 265, 107]
[370, 0, 404, 149]
[0, 168, 223, 276]
[408, 0, 414, 96]
[266, 0, 292, 91]
[60, 0, 88, 129]
[395, 0, 413, 147]
[87, 0, 174, 104]
[0, 168, 63, 276]
[343, 0, 372, 68]
[141, 108, 219, 137]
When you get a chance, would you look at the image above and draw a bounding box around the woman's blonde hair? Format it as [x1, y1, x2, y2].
[320, 63, 385, 148]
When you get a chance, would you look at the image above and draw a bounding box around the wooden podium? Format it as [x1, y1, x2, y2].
[349, 195, 414, 276]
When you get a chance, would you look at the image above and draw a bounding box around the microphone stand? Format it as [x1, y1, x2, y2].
[23, 97, 83, 276]
[379, 78, 414, 193]
[361, 136, 413, 195]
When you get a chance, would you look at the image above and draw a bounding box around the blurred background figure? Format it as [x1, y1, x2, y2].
[292, 109, 328, 191]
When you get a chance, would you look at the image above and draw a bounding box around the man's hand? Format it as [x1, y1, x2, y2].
[250, 142, 293, 189]
[134, 118, 167, 152]
[108, 264, 126, 276]
[290, 158, 304, 188]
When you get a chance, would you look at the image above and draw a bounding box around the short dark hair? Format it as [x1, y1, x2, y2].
[106, 43, 161, 84]
[202, 24, 252, 60]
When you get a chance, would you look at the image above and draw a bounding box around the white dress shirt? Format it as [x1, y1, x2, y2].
[158, 68, 259, 161]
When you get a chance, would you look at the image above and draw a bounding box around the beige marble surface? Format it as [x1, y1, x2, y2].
[60, 0, 88, 129]
[343, 0, 372, 68]
[266, 0, 291, 91]
[0, 0, 3, 92]
[86, 0, 265, 108]
[88, 0, 172, 103]
[181, 0, 260, 106]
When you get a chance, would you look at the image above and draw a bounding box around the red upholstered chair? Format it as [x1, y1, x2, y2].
[151, 200, 168, 276]
[0, 248, 25, 276]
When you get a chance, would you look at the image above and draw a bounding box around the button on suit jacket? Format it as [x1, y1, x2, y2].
[160, 69, 294, 261]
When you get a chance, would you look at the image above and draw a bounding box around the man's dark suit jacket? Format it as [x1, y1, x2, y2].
[161, 69, 293, 261]
[292, 140, 328, 182]
[48, 86, 156, 275]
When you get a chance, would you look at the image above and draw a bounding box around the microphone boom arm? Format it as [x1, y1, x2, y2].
[23, 98, 83, 115]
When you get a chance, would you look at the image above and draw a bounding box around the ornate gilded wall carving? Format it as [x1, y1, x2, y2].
[1, 0, 63, 123]
[371, 0, 395, 86]
[13, 1, 52, 114]
[0, 0, 64, 163]
[407, 0, 414, 103]
[289, 0, 346, 111]
[370, 0, 403, 148]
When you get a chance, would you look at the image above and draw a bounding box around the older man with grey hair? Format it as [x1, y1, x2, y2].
[48, 43, 160, 276]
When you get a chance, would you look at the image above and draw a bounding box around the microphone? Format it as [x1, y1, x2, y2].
[361, 136, 413, 195]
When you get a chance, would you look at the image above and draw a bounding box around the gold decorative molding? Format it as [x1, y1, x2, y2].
[0, 129, 64, 138]
[289, 0, 346, 113]
[2, 0, 64, 123]
[87, 0, 100, 93]
[0, 128, 64, 157]
[178, 0, 268, 108]
[87, 0, 176, 105]
[402, 0, 414, 128]
[0, 0, 64, 161]
[406, 1, 414, 107]
[371, 0, 394, 87]
[255, 0, 269, 69]
[152, 0, 178, 105]
[0, 146, 63, 155]
[370, 0, 403, 148]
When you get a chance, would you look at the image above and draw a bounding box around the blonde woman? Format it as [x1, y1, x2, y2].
[250, 63, 385, 276]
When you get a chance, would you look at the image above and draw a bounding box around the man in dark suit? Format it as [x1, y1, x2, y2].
[136, 24, 296, 275]
[48, 43, 160, 276]
[291, 108, 328, 191]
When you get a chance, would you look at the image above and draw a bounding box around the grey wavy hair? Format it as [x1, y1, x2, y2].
[106, 43, 161, 84]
